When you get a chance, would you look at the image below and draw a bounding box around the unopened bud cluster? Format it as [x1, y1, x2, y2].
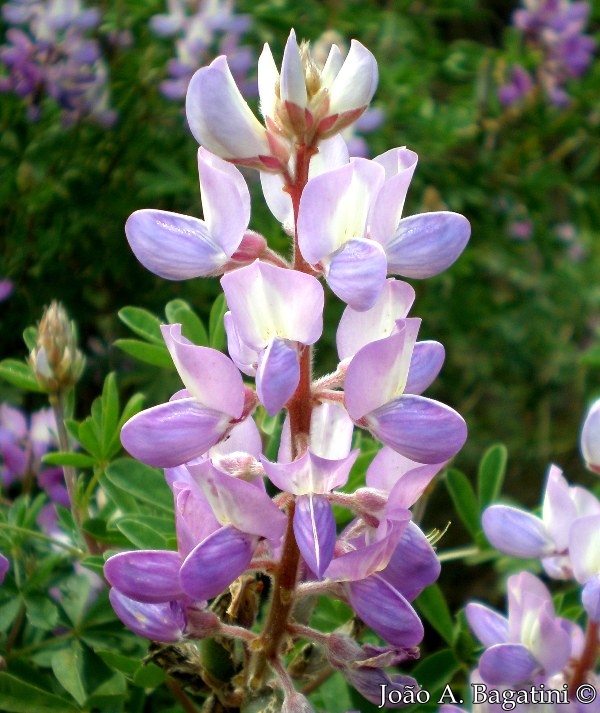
[29, 301, 85, 393]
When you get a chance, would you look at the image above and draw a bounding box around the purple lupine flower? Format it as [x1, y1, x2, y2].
[221, 261, 324, 415]
[466, 572, 573, 685]
[0, 0, 116, 124]
[126, 148, 258, 280]
[344, 319, 467, 464]
[482, 464, 600, 578]
[150, 0, 254, 102]
[581, 399, 600, 474]
[297, 151, 470, 310]
[121, 324, 255, 467]
[262, 449, 358, 578]
[501, 0, 596, 107]
[185, 28, 377, 168]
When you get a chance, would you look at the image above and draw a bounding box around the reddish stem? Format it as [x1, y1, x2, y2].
[569, 619, 599, 694]
[251, 143, 317, 684]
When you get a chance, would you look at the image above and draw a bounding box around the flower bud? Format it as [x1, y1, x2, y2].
[581, 398, 600, 474]
[29, 301, 85, 393]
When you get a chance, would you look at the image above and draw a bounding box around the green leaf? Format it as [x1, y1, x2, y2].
[82, 518, 130, 546]
[51, 642, 87, 706]
[132, 662, 166, 689]
[104, 459, 173, 513]
[410, 648, 461, 696]
[0, 359, 45, 392]
[76, 418, 102, 459]
[445, 468, 480, 539]
[99, 470, 140, 515]
[96, 650, 141, 676]
[209, 293, 227, 351]
[415, 583, 455, 646]
[114, 338, 173, 367]
[42, 451, 96, 468]
[23, 326, 38, 351]
[80, 555, 106, 577]
[0, 673, 79, 713]
[477, 443, 507, 510]
[117, 392, 145, 430]
[101, 372, 120, 457]
[165, 299, 209, 345]
[24, 594, 59, 631]
[115, 517, 168, 549]
[118, 306, 164, 345]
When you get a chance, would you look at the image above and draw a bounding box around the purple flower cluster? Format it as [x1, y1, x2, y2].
[106, 29, 471, 709]
[499, 0, 596, 107]
[443, 402, 600, 711]
[149, 0, 254, 102]
[0, 0, 116, 124]
[0, 403, 66, 499]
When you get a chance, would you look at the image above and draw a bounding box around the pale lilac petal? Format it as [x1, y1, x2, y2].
[104, 550, 184, 603]
[125, 210, 227, 279]
[581, 399, 600, 473]
[260, 135, 349, 227]
[294, 494, 336, 579]
[188, 460, 286, 542]
[482, 505, 553, 558]
[224, 312, 258, 376]
[336, 278, 415, 360]
[109, 590, 185, 642]
[162, 324, 244, 418]
[277, 402, 354, 464]
[256, 338, 300, 416]
[542, 465, 577, 551]
[325, 238, 387, 311]
[365, 395, 467, 464]
[383, 212, 471, 278]
[582, 575, 600, 622]
[379, 522, 440, 600]
[325, 519, 408, 582]
[327, 40, 378, 115]
[198, 147, 250, 255]
[479, 644, 539, 685]
[186, 56, 270, 160]
[534, 603, 573, 675]
[221, 261, 324, 349]
[370, 147, 418, 241]
[404, 341, 445, 395]
[366, 446, 444, 501]
[569, 514, 600, 584]
[121, 398, 231, 468]
[345, 321, 420, 419]
[257, 42, 279, 122]
[465, 602, 509, 647]
[210, 418, 263, 460]
[174, 484, 220, 558]
[262, 450, 358, 495]
[280, 29, 306, 108]
[308, 402, 354, 459]
[297, 159, 384, 265]
[179, 526, 255, 600]
[346, 575, 423, 647]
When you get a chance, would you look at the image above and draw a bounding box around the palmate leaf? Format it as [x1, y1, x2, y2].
[0, 673, 79, 713]
[415, 583, 455, 645]
[118, 306, 164, 345]
[445, 468, 480, 539]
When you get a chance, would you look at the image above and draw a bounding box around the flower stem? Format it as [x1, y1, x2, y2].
[569, 619, 599, 694]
